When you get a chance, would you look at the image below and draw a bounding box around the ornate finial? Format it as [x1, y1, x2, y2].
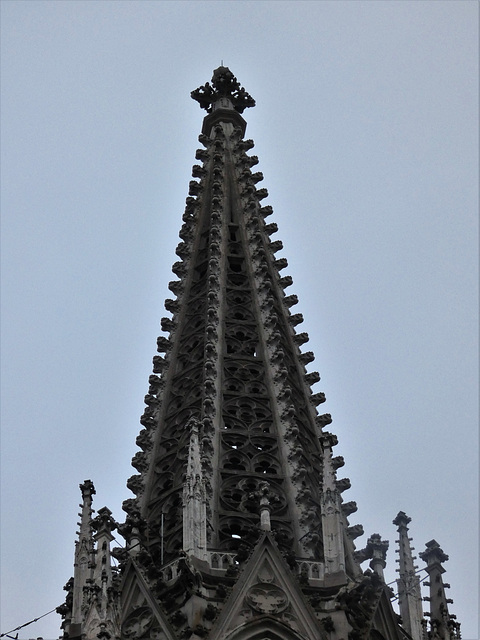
[393, 510, 411, 528]
[80, 479, 96, 498]
[420, 539, 449, 566]
[366, 533, 389, 579]
[191, 66, 255, 114]
[91, 506, 117, 534]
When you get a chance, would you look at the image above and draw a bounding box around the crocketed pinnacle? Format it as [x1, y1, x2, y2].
[393, 511, 425, 640]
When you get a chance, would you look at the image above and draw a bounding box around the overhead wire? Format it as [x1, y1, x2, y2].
[0, 607, 58, 639]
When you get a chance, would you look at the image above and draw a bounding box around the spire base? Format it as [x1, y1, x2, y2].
[202, 108, 247, 138]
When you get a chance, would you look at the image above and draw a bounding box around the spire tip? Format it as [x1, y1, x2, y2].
[191, 67, 255, 114]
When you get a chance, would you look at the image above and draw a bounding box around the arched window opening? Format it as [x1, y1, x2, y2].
[224, 455, 246, 471]
[228, 257, 244, 273]
[254, 459, 277, 475]
[222, 554, 232, 568]
[223, 619, 307, 640]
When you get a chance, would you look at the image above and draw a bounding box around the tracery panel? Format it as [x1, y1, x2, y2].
[216, 217, 296, 554]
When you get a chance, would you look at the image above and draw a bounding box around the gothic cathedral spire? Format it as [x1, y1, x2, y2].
[58, 67, 461, 640]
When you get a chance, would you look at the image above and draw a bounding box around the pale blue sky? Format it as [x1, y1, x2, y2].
[1, 1, 478, 638]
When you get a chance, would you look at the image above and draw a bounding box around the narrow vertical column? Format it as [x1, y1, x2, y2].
[320, 433, 346, 577]
[72, 480, 95, 626]
[183, 421, 207, 560]
[420, 540, 460, 640]
[393, 511, 425, 640]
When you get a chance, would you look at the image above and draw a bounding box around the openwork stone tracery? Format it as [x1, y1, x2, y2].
[120, 100, 338, 568]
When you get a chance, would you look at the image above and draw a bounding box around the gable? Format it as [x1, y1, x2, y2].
[210, 533, 327, 640]
[119, 560, 178, 640]
[370, 588, 405, 640]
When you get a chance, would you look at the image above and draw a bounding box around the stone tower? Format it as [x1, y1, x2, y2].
[57, 67, 461, 640]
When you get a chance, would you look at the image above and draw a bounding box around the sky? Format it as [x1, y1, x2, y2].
[1, 1, 478, 638]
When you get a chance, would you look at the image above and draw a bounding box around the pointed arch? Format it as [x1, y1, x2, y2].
[223, 618, 318, 640]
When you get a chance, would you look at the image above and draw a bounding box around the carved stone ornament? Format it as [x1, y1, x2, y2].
[245, 583, 289, 615]
[121, 607, 154, 640]
[191, 66, 255, 114]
